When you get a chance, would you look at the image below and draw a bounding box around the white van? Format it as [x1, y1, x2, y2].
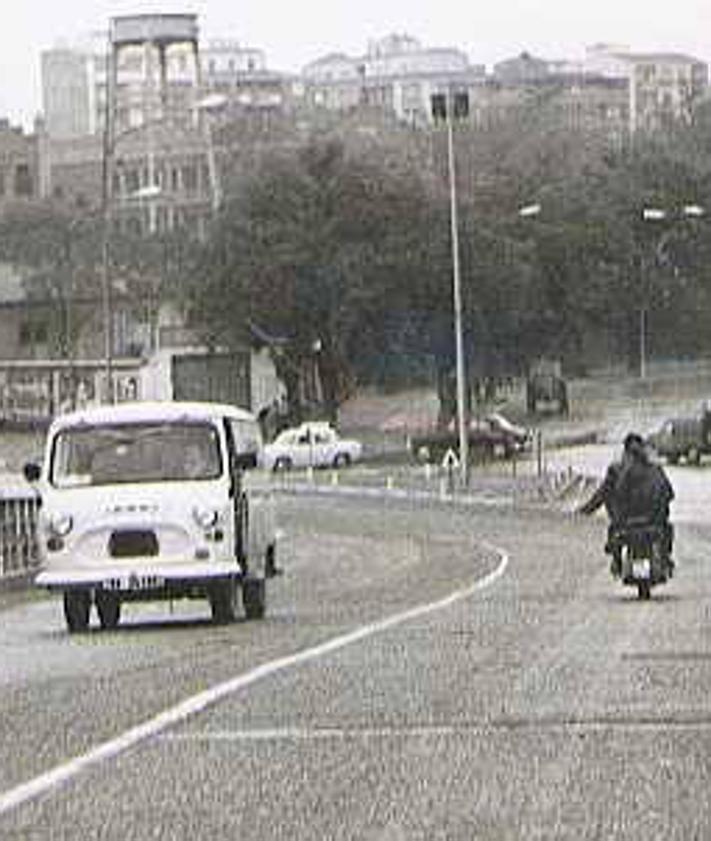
[24, 401, 278, 632]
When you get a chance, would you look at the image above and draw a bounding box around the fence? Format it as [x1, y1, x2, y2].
[0, 486, 41, 585]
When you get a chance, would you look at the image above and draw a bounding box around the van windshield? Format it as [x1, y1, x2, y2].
[50, 422, 222, 487]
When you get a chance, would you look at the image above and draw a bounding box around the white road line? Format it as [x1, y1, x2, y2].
[163, 716, 711, 743]
[0, 548, 508, 817]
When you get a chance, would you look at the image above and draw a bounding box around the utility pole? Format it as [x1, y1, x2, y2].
[432, 89, 470, 486]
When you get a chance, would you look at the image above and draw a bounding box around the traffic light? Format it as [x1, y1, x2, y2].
[430, 91, 469, 122]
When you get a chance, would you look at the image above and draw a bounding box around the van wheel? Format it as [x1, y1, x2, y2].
[243, 578, 266, 620]
[96, 592, 121, 629]
[209, 579, 239, 624]
[333, 452, 351, 468]
[265, 544, 281, 578]
[64, 590, 90, 633]
[273, 457, 293, 472]
[687, 447, 701, 465]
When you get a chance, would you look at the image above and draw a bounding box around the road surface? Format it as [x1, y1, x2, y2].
[0, 489, 710, 839]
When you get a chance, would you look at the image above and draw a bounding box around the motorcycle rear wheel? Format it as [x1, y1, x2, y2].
[637, 580, 651, 600]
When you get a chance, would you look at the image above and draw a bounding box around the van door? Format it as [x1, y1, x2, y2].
[223, 419, 248, 567]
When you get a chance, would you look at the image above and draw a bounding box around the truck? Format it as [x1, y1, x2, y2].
[648, 403, 711, 465]
[526, 358, 569, 416]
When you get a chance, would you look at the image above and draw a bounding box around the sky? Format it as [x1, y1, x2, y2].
[2, 0, 711, 129]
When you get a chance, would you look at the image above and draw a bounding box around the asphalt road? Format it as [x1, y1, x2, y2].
[1, 491, 710, 839]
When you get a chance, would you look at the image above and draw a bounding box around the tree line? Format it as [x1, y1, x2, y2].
[3, 99, 711, 421]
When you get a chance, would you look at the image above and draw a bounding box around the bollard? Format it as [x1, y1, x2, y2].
[306, 466, 314, 484]
[331, 470, 339, 486]
[386, 476, 394, 491]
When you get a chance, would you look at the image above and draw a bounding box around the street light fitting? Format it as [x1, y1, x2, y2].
[642, 208, 666, 221]
[518, 203, 542, 218]
[683, 204, 705, 218]
[130, 184, 162, 200]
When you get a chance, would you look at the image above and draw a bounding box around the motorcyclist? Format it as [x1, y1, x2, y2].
[614, 432, 675, 571]
[577, 439, 633, 575]
[578, 432, 674, 576]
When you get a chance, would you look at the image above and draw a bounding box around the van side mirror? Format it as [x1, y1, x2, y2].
[233, 451, 258, 471]
[23, 462, 41, 482]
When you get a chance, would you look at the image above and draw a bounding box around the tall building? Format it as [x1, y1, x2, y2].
[41, 48, 94, 139]
[0, 119, 39, 207]
[302, 34, 484, 125]
[583, 44, 708, 132]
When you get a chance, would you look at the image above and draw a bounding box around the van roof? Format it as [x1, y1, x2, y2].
[49, 400, 256, 431]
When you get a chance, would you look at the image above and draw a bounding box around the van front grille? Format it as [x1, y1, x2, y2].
[109, 530, 159, 558]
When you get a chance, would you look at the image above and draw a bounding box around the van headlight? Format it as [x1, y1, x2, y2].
[48, 513, 73, 537]
[193, 507, 219, 529]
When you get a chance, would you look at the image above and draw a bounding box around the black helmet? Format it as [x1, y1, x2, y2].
[623, 432, 644, 449]
[623, 432, 646, 457]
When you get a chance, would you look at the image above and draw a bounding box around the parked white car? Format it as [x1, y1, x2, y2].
[263, 422, 362, 471]
[24, 401, 278, 632]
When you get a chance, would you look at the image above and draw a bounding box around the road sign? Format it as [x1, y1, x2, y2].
[441, 448, 460, 469]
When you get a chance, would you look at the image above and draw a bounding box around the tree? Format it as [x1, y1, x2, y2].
[189, 129, 444, 422]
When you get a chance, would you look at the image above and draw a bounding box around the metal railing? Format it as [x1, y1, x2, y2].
[0, 486, 41, 584]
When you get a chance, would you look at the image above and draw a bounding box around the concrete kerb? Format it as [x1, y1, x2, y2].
[273, 462, 600, 515]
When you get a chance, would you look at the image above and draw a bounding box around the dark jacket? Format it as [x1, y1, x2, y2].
[614, 452, 674, 525]
[579, 459, 625, 523]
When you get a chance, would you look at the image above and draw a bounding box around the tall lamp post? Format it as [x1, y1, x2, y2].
[640, 204, 705, 379]
[195, 93, 228, 215]
[432, 88, 470, 486]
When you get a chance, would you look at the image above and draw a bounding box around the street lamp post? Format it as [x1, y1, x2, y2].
[194, 93, 228, 215]
[432, 89, 470, 486]
[445, 93, 469, 487]
[100, 39, 117, 404]
[640, 204, 705, 379]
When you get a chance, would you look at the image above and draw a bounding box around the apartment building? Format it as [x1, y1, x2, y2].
[583, 43, 708, 132]
[0, 119, 39, 207]
[302, 34, 485, 125]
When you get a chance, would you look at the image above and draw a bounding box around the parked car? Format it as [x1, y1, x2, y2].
[262, 422, 362, 471]
[484, 412, 531, 451]
[410, 413, 531, 464]
[648, 405, 711, 464]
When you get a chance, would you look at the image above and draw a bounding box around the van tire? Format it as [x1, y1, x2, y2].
[243, 578, 266, 620]
[64, 590, 90, 633]
[96, 592, 121, 630]
[333, 452, 351, 468]
[209, 579, 239, 624]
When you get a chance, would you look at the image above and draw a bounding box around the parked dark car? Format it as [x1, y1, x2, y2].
[410, 413, 531, 464]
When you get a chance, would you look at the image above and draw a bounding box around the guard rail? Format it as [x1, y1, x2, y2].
[0, 484, 41, 586]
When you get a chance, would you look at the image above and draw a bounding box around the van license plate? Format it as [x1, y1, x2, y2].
[103, 574, 165, 591]
[632, 560, 651, 579]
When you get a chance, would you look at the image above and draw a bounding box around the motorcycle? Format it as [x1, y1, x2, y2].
[609, 517, 673, 600]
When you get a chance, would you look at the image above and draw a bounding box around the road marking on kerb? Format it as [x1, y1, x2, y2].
[0, 548, 508, 817]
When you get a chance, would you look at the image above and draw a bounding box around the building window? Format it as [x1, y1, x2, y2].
[182, 163, 198, 192]
[14, 164, 32, 197]
[19, 319, 48, 346]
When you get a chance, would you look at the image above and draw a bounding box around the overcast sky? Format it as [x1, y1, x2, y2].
[2, 0, 711, 128]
